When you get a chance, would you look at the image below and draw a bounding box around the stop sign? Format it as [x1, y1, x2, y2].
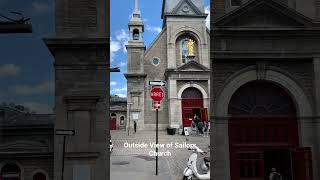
[150, 87, 164, 102]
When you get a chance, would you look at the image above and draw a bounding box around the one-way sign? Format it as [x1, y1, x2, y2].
[149, 80, 166, 86]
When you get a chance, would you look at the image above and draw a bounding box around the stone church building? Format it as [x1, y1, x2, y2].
[126, 0, 210, 130]
[211, 0, 320, 180]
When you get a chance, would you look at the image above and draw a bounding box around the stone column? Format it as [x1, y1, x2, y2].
[313, 57, 320, 180]
[168, 79, 179, 128]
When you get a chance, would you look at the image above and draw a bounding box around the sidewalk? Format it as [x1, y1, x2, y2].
[110, 130, 210, 180]
[111, 155, 172, 180]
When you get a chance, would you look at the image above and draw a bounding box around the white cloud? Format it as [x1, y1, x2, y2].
[110, 29, 129, 62]
[146, 25, 162, 33]
[111, 87, 127, 93]
[110, 40, 121, 62]
[32, 1, 51, 14]
[13, 80, 54, 95]
[0, 64, 20, 77]
[22, 102, 53, 114]
[115, 29, 129, 52]
[205, 6, 210, 29]
[116, 93, 127, 98]
[120, 61, 127, 67]
[110, 81, 117, 86]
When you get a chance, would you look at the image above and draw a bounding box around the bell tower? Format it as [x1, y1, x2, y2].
[125, 0, 146, 130]
[44, 0, 108, 180]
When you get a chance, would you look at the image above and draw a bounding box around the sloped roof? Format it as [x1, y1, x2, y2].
[0, 105, 53, 127]
[162, 0, 205, 18]
[1, 113, 54, 126]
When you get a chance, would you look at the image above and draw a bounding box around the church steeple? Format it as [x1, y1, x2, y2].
[133, 0, 140, 16]
[128, 0, 144, 42]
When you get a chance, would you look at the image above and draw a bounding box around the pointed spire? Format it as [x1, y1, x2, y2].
[130, 0, 142, 22]
[134, 0, 139, 14]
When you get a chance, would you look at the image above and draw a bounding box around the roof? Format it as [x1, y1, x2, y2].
[1, 114, 54, 127]
[110, 95, 127, 103]
[162, 0, 205, 19]
[0, 105, 53, 127]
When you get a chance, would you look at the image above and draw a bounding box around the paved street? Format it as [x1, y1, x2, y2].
[110, 130, 210, 180]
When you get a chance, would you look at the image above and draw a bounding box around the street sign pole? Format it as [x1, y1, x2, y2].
[150, 86, 164, 176]
[61, 136, 66, 180]
[156, 108, 158, 176]
[55, 129, 75, 180]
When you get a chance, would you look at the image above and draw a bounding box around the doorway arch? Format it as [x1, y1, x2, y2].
[181, 87, 207, 127]
[228, 81, 300, 180]
[110, 113, 117, 130]
[0, 163, 21, 180]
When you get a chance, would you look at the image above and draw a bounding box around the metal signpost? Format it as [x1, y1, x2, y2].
[55, 129, 75, 180]
[150, 85, 164, 176]
[127, 102, 133, 136]
[149, 80, 166, 87]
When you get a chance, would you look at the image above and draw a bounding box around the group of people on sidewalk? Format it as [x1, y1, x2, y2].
[191, 114, 210, 137]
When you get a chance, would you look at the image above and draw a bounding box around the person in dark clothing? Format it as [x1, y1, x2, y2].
[134, 121, 137, 133]
[269, 168, 283, 180]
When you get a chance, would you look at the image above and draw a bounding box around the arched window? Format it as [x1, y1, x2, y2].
[181, 87, 203, 99]
[120, 116, 125, 125]
[1, 163, 21, 180]
[228, 81, 296, 116]
[133, 29, 139, 40]
[111, 113, 116, 117]
[33, 172, 46, 180]
[176, 34, 198, 64]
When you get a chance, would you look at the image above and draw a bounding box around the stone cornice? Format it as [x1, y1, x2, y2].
[124, 73, 147, 78]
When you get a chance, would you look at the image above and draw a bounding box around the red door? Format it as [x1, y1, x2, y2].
[292, 147, 313, 180]
[201, 108, 208, 122]
[229, 117, 299, 180]
[182, 109, 193, 127]
[110, 117, 117, 130]
[181, 99, 203, 127]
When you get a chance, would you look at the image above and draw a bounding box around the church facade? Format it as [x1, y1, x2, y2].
[126, 0, 210, 130]
[211, 0, 320, 180]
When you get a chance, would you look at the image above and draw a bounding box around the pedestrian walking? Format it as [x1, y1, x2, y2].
[134, 121, 137, 133]
[269, 168, 283, 180]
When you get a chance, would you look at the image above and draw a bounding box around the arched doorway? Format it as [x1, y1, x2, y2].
[228, 81, 312, 180]
[33, 172, 46, 180]
[120, 116, 125, 128]
[181, 87, 207, 127]
[110, 113, 117, 130]
[1, 163, 21, 180]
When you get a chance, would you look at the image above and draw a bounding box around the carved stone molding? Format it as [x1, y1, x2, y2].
[256, 61, 268, 80]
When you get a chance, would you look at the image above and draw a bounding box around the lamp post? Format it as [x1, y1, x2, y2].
[55, 129, 75, 180]
[127, 102, 133, 136]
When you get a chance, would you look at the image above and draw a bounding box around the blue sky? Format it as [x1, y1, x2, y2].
[110, 0, 210, 98]
[0, 0, 55, 113]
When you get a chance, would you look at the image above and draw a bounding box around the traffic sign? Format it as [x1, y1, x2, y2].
[149, 80, 166, 86]
[153, 101, 161, 109]
[150, 87, 164, 102]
